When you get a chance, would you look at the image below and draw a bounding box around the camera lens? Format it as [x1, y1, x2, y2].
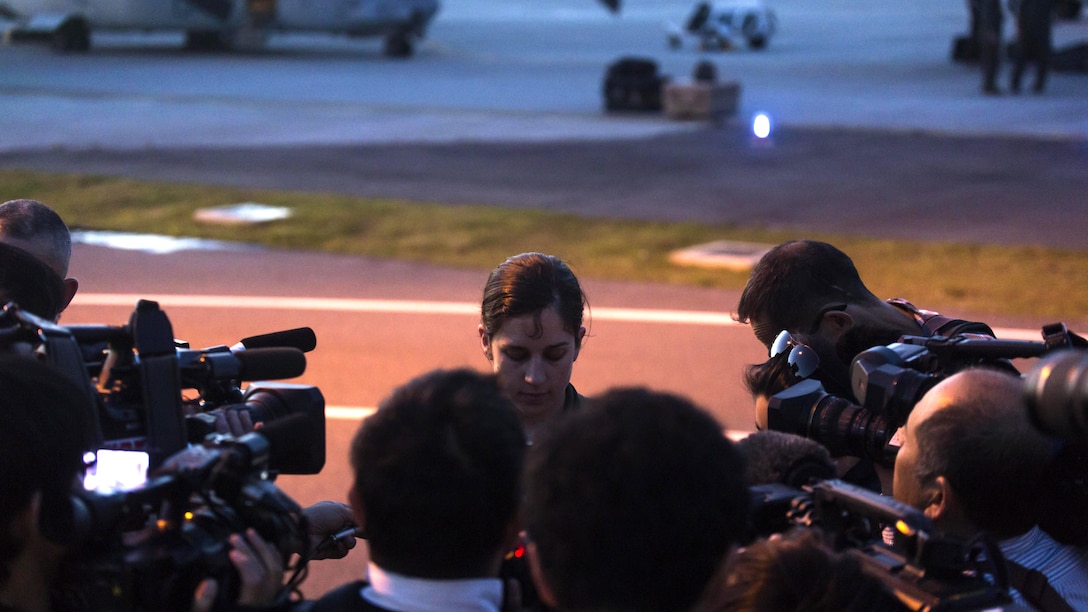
[809, 394, 896, 466]
[1024, 349, 1088, 439]
[767, 379, 897, 467]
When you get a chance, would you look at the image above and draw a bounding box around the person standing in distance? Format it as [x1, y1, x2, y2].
[1009, 0, 1055, 93]
[479, 253, 589, 443]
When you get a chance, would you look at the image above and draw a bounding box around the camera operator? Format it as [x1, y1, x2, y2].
[0, 355, 96, 612]
[523, 387, 749, 611]
[712, 527, 912, 611]
[0, 354, 291, 612]
[893, 368, 1088, 611]
[736, 240, 999, 397]
[0, 199, 78, 323]
[307, 368, 526, 612]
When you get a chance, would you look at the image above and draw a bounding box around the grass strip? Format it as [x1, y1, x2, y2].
[3, 169, 1085, 323]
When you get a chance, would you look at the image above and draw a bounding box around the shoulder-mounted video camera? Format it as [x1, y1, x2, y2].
[0, 299, 327, 611]
[749, 479, 1013, 611]
[764, 322, 1087, 466]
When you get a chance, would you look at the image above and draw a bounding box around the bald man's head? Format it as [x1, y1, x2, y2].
[894, 368, 1052, 538]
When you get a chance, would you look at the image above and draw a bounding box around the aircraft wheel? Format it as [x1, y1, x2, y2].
[1056, 0, 1082, 19]
[185, 30, 229, 51]
[384, 34, 414, 58]
[52, 17, 90, 53]
[747, 36, 767, 50]
[700, 35, 725, 51]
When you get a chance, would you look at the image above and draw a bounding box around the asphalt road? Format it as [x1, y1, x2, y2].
[6, 127, 1088, 248]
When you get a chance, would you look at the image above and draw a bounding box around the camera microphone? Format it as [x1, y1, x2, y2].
[180, 347, 306, 383]
[233, 348, 307, 381]
[232, 327, 317, 353]
[735, 430, 838, 488]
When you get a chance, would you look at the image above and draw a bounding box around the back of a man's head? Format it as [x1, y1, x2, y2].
[0, 355, 96, 585]
[0, 200, 74, 321]
[0, 241, 66, 321]
[908, 368, 1053, 538]
[737, 240, 879, 347]
[524, 387, 748, 612]
[350, 368, 526, 580]
[716, 527, 910, 611]
[0, 199, 72, 279]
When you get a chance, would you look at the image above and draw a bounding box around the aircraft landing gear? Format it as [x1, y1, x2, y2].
[185, 30, 231, 51]
[52, 17, 90, 53]
[384, 33, 414, 58]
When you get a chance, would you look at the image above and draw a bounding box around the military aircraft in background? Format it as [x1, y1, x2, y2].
[665, 0, 776, 51]
[0, 0, 442, 55]
[0, 0, 618, 56]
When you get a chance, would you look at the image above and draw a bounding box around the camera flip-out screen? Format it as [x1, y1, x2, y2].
[83, 449, 150, 494]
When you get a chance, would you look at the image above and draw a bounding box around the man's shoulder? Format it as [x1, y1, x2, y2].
[886, 298, 996, 338]
[304, 581, 393, 612]
[1003, 528, 1088, 605]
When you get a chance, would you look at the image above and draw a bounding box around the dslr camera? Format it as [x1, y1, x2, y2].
[0, 299, 327, 611]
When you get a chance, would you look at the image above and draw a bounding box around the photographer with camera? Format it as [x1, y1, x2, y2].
[0, 354, 291, 612]
[308, 368, 527, 612]
[736, 240, 999, 399]
[713, 527, 912, 611]
[0, 355, 96, 612]
[893, 368, 1088, 611]
[522, 387, 748, 612]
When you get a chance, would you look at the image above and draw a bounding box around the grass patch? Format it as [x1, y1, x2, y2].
[4, 169, 1086, 322]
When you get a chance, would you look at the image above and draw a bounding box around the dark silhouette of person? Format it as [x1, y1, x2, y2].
[977, 0, 1005, 94]
[1010, 0, 1055, 93]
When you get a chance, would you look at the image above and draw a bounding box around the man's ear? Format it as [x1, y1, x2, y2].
[59, 277, 79, 314]
[347, 486, 366, 536]
[923, 475, 953, 522]
[7, 490, 41, 545]
[818, 309, 854, 340]
[526, 541, 559, 609]
[479, 325, 493, 362]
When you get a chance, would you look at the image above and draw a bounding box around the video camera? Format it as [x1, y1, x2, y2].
[0, 299, 327, 611]
[58, 422, 311, 611]
[748, 479, 1013, 611]
[0, 298, 325, 473]
[764, 322, 1084, 466]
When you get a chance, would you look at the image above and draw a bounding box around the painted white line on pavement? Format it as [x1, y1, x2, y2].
[326, 405, 755, 440]
[326, 406, 377, 421]
[74, 293, 1043, 338]
[73, 293, 739, 325]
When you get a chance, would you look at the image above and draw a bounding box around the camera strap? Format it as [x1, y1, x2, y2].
[1006, 560, 1076, 612]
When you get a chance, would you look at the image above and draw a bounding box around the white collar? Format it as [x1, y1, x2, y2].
[361, 562, 503, 612]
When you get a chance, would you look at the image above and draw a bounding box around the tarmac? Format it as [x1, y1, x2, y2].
[0, 0, 1086, 248]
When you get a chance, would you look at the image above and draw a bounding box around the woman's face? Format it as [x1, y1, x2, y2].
[480, 306, 584, 426]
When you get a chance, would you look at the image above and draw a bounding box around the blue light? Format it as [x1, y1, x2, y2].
[752, 113, 772, 139]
